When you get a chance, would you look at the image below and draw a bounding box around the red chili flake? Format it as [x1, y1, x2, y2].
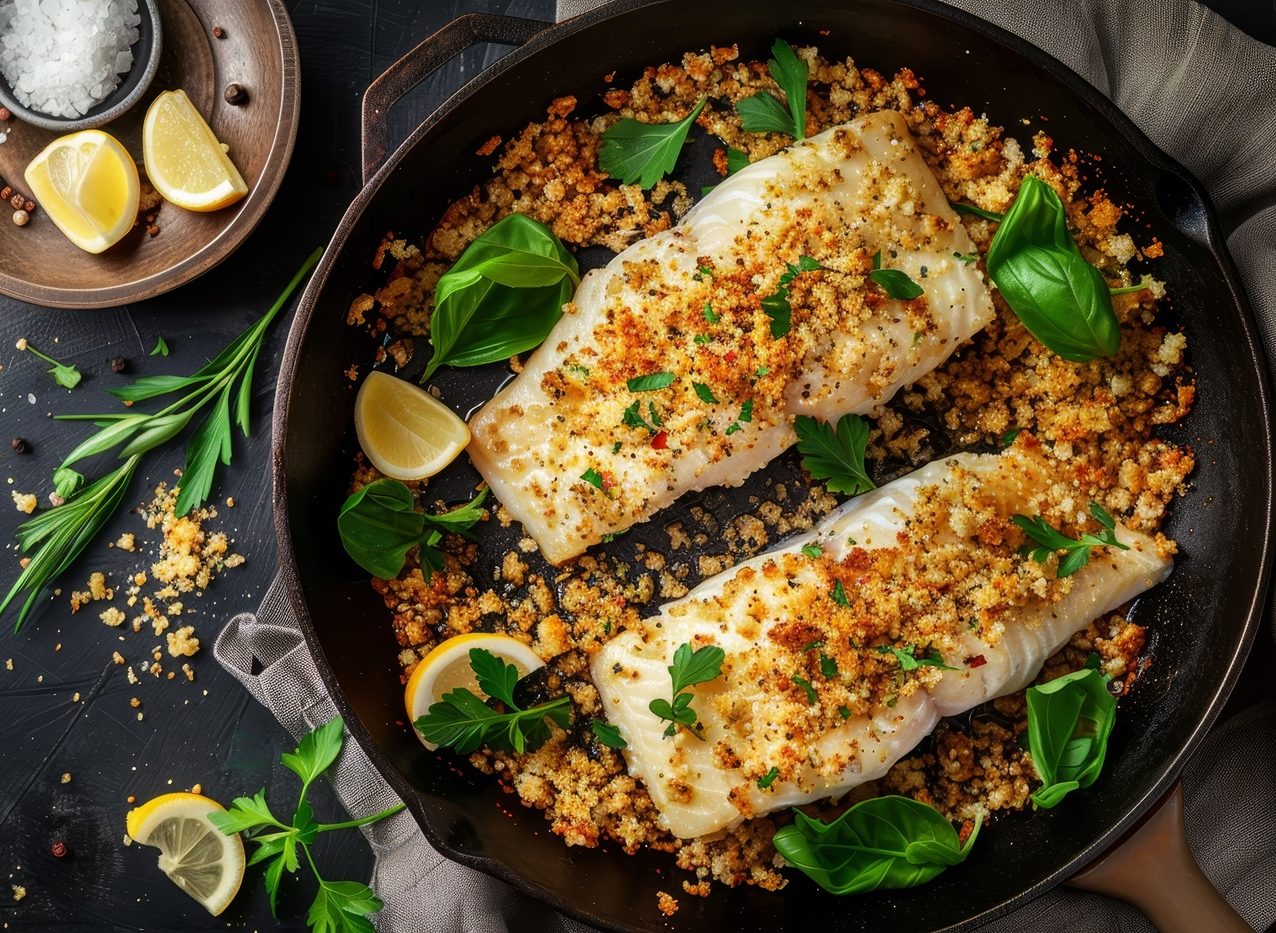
[724, 350, 737, 364]
[651, 431, 668, 449]
[50, 840, 68, 859]
[600, 471, 617, 491]
[964, 654, 987, 668]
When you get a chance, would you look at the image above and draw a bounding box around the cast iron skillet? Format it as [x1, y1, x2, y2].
[273, 2, 1274, 930]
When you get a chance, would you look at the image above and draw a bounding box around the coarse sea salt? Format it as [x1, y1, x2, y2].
[0, 0, 141, 119]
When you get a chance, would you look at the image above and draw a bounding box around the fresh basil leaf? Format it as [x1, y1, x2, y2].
[1026, 667, 1116, 808]
[794, 413, 875, 495]
[985, 176, 1120, 362]
[425, 214, 579, 380]
[337, 480, 425, 579]
[773, 797, 980, 894]
[627, 372, 675, 392]
[591, 720, 627, 749]
[599, 97, 707, 188]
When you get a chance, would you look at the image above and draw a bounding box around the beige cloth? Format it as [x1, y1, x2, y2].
[217, 1, 1276, 929]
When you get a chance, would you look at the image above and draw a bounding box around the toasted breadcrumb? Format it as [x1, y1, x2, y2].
[11, 491, 36, 514]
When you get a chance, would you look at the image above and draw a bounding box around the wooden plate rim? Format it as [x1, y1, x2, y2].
[0, 0, 301, 310]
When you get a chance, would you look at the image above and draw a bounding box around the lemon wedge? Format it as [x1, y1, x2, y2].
[355, 370, 470, 480]
[406, 632, 545, 748]
[125, 792, 245, 917]
[143, 89, 248, 212]
[23, 129, 140, 254]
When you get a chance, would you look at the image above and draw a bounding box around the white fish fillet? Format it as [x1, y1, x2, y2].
[590, 452, 1171, 839]
[468, 111, 994, 564]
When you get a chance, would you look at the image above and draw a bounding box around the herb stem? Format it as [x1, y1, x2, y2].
[315, 803, 407, 833]
[950, 201, 1005, 222]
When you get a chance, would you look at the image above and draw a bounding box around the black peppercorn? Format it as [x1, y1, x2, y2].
[109, 356, 128, 374]
[224, 83, 247, 106]
[11, 437, 29, 454]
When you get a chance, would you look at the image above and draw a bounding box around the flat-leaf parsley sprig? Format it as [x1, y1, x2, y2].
[793, 413, 875, 496]
[415, 648, 573, 754]
[1011, 501, 1129, 578]
[0, 251, 321, 633]
[736, 39, 808, 140]
[208, 718, 405, 930]
[599, 97, 707, 189]
[649, 642, 726, 738]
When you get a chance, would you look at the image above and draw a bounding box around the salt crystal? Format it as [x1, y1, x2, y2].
[0, 0, 141, 118]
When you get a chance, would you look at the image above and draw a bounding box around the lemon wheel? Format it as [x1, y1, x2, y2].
[355, 370, 471, 480]
[126, 792, 245, 917]
[406, 632, 546, 749]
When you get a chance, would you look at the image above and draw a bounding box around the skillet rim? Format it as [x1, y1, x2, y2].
[271, 0, 1275, 928]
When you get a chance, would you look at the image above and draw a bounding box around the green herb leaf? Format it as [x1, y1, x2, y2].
[650, 642, 725, 738]
[1, 455, 140, 632]
[424, 215, 579, 380]
[794, 413, 875, 495]
[307, 878, 382, 933]
[1010, 503, 1129, 578]
[337, 480, 485, 581]
[999, 427, 1021, 449]
[736, 39, 807, 139]
[949, 201, 1004, 222]
[792, 674, 817, 704]
[985, 176, 1120, 362]
[281, 717, 345, 792]
[869, 251, 925, 300]
[831, 580, 849, 607]
[819, 653, 838, 678]
[726, 148, 750, 174]
[469, 648, 520, 708]
[1026, 667, 1116, 808]
[581, 467, 604, 489]
[208, 789, 286, 836]
[800, 544, 823, 559]
[692, 382, 718, 404]
[627, 372, 675, 392]
[877, 644, 957, 672]
[150, 336, 170, 357]
[622, 400, 662, 434]
[758, 766, 780, 789]
[19, 340, 83, 389]
[415, 687, 571, 756]
[174, 384, 232, 517]
[772, 796, 981, 894]
[953, 251, 979, 265]
[599, 97, 707, 189]
[420, 488, 488, 540]
[761, 255, 821, 338]
[591, 720, 628, 749]
[703, 303, 720, 324]
[52, 466, 83, 500]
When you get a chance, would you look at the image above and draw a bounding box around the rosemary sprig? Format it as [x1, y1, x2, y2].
[1, 249, 322, 633]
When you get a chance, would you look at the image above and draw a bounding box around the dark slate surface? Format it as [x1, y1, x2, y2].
[0, 2, 1270, 931]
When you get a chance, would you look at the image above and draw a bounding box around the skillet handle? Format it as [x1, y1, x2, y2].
[360, 13, 552, 184]
[1067, 783, 1252, 932]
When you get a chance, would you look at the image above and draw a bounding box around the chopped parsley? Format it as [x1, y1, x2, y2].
[693, 334, 713, 345]
[876, 644, 958, 672]
[800, 544, 823, 559]
[580, 468, 604, 489]
[831, 580, 849, 607]
[869, 251, 925, 300]
[724, 399, 753, 436]
[649, 643, 725, 739]
[1000, 427, 1022, 449]
[761, 255, 820, 338]
[792, 674, 818, 704]
[622, 400, 663, 433]
[757, 766, 780, 789]
[819, 653, 838, 678]
[692, 382, 718, 404]
[1011, 502, 1129, 578]
[703, 303, 720, 323]
[627, 371, 675, 392]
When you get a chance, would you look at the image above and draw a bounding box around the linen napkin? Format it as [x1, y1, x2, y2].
[217, 1, 1276, 929]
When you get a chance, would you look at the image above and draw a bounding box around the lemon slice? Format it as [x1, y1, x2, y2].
[142, 90, 248, 212]
[406, 632, 545, 749]
[126, 792, 245, 917]
[355, 370, 471, 480]
[24, 130, 140, 254]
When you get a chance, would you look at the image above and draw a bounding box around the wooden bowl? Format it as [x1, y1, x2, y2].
[0, 0, 299, 309]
